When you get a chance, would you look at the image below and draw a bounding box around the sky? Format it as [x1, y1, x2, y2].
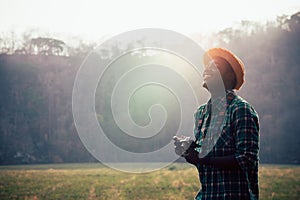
[0, 0, 299, 41]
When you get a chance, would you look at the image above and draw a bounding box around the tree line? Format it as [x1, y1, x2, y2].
[0, 11, 299, 164]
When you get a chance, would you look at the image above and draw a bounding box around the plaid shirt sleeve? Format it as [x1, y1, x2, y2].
[232, 102, 259, 171]
[193, 105, 205, 138]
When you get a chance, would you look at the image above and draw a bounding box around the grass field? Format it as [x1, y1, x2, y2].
[0, 163, 299, 200]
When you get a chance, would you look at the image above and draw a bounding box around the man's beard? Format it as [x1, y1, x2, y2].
[202, 80, 226, 95]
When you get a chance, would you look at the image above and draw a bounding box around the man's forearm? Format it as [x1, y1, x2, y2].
[201, 155, 240, 170]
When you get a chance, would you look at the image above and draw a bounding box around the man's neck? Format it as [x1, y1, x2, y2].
[210, 89, 226, 99]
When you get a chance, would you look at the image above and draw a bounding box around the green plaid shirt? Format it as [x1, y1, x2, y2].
[194, 90, 259, 200]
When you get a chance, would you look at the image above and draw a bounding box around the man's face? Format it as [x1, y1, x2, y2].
[202, 57, 235, 91]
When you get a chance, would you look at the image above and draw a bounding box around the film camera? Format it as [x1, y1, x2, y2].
[173, 135, 200, 157]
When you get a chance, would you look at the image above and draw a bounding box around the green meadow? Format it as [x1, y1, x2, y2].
[0, 163, 299, 200]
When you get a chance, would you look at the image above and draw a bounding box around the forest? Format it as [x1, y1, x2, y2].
[0, 11, 299, 165]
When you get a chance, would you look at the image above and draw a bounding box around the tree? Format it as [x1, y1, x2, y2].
[30, 37, 66, 56]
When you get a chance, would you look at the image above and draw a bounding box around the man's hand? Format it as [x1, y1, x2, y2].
[173, 136, 208, 166]
[184, 145, 201, 165]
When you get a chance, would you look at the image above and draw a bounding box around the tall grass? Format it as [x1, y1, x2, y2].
[0, 163, 299, 200]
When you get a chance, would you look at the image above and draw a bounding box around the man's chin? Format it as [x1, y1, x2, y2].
[203, 81, 223, 93]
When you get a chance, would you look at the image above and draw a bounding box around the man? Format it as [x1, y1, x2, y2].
[175, 48, 259, 200]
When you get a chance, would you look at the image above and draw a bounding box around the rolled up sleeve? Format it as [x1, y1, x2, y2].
[233, 103, 259, 171]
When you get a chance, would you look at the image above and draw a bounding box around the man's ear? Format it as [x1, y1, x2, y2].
[221, 70, 235, 90]
[227, 72, 237, 89]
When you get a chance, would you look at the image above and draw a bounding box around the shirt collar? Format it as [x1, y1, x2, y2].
[208, 90, 236, 111]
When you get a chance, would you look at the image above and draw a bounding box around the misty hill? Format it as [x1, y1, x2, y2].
[0, 12, 299, 165]
[0, 55, 95, 164]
